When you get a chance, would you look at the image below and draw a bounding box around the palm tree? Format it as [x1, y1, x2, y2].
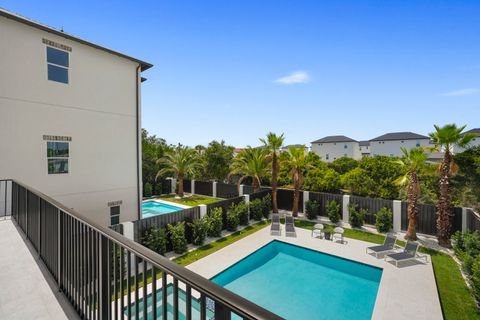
[230, 147, 270, 193]
[260, 133, 285, 213]
[283, 146, 309, 217]
[429, 124, 478, 247]
[156, 146, 199, 197]
[395, 147, 428, 240]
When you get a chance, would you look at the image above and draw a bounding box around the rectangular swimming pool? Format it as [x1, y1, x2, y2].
[142, 201, 184, 218]
[211, 240, 382, 320]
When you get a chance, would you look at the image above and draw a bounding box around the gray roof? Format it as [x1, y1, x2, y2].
[461, 128, 480, 136]
[0, 8, 152, 71]
[359, 140, 370, 146]
[311, 135, 357, 144]
[370, 132, 429, 142]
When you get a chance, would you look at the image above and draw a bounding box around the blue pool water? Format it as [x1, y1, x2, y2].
[142, 201, 183, 218]
[211, 240, 382, 320]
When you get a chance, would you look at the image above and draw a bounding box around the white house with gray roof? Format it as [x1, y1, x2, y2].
[370, 132, 431, 157]
[454, 128, 480, 153]
[310, 135, 361, 162]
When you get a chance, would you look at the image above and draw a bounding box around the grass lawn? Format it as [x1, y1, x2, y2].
[294, 219, 480, 320]
[158, 195, 219, 206]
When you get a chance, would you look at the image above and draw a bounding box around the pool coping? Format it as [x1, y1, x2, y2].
[186, 225, 443, 320]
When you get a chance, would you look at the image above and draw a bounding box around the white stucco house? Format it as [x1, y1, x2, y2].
[310, 136, 361, 162]
[359, 140, 371, 157]
[0, 9, 152, 226]
[454, 128, 480, 153]
[369, 132, 431, 157]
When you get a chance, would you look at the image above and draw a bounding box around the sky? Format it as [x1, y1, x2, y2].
[2, 1, 479, 147]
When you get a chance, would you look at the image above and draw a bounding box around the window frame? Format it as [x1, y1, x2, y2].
[46, 46, 70, 84]
[46, 141, 70, 175]
[110, 206, 121, 225]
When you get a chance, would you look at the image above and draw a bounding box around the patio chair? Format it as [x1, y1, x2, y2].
[385, 241, 428, 267]
[311, 223, 324, 238]
[285, 215, 296, 237]
[270, 213, 281, 236]
[366, 234, 397, 258]
[332, 227, 345, 243]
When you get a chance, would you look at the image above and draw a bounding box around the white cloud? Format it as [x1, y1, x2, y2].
[441, 88, 480, 96]
[274, 71, 311, 84]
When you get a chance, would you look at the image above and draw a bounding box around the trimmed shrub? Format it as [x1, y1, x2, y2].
[348, 203, 366, 228]
[144, 182, 153, 197]
[235, 202, 249, 225]
[305, 200, 320, 220]
[189, 218, 208, 246]
[250, 199, 263, 221]
[326, 200, 341, 224]
[226, 207, 240, 231]
[167, 222, 187, 254]
[205, 207, 223, 237]
[375, 207, 393, 233]
[261, 194, 272, 218]
[143, 226, 167, 255]
[452, 231, 480, 301]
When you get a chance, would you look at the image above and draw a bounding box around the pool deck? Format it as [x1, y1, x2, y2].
[186, 225, 443, 320]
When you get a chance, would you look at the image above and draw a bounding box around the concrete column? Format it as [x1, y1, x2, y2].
[199, 204, 207, 218]
[342, 195, 350, 223]
[191, 180, 195, 195]
[170, 178, 177, 194]
[393, 200, 402, 232]
[462, 207, 468, 232]
[239, 184, 244, 196]
[244, 194, 250, 220]
[212, 181, 217, 198]
[303, 191, 310, 213]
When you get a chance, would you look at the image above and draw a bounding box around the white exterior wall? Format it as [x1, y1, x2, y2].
[310, 141, 361, 162]
[454, 137, 480, 153]
[358, 145, 370, 157]
[0, 16, 142, 226]
[370, 139, 431, 157]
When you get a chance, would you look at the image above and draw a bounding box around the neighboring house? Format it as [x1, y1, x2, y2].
[310, 136, 361, 162]
[359, 140, 371, 157]
[369, 132, 431, 157]
[0, 9, 152, 226]
[280, 144, 309, 154]
[454, 128, 480, 153]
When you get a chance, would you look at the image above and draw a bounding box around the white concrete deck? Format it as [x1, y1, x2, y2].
[0, 219, 69, 320]
[186, 224, 443, 320]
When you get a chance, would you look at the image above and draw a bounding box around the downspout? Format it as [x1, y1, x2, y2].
[136, 65, 142, 220]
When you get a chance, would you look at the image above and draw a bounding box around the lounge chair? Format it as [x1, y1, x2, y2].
[385, 241, 428, 267]
[332, 227, 345, 243]
[285, 215, 296, 237]
[270, 213, 281, 236]
[366, 234, 397, 258]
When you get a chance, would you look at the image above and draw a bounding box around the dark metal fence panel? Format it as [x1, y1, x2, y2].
[243, 185, 254, 195]
[161, 179, 172, 194]
[350, 196, 393, 225]
[40, 199, 59, 278]
[276, 189, 304, 213]
[249, 189, 272, 202]
[183, 179, 192, 193]
[133, 207, 201, 242]
[194, 181, 213, 197]
[109, 223, 124, 235]
[308, 192, 344, 217]
[453, 207, 463, 233]
[467, 209, 480, 231]
[206, 196, 245, 226]
[401, 203, 464, 236]
[216, 183, 239, 199]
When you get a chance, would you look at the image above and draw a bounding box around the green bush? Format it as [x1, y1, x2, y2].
[205, 207, 223, 237]
[326, 200, 341, 224]
[144, 182, 153, 197]
[235, 202, 249, 225]
[375, 207, 393, 233]
[143, 226, 167, 255]
[261, 194, 272, 218]
[189, 218, 208, 246]
[226, 207, 240, 231]
[305, 200, 320, 220]
[249, 199, 263, 221]
[348, 203, 366, 228]
[167, 222, 187, 254]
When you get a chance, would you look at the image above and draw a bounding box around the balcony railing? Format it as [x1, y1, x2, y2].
[0, 179, 283, 320]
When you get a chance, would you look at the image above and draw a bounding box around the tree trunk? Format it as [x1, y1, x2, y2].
[437, 151, 453, 247]
[292, 170, 299, 217]
[178, 173, 184, 198]
[405, 171, 419, 240]
[272, 153, 279, 213]
[253, 177, 260, 193]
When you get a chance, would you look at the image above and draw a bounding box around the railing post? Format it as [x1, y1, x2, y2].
[393, 200, 402, 232]
[214, 301, 232, 320]
[25, 187, 28, 238]
[99, 235, 110, 319]
[38, 196, 41, 257]
[462, 207, 468, 232]
[342, 195, 350, 224]
[191, 180, 195, 195]
[57, 209, 62, 290]
[212, 181, 217, 198]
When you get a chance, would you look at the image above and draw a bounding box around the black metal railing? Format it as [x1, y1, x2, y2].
[0, 180, 12, 219]
[2, 179, 283, 320]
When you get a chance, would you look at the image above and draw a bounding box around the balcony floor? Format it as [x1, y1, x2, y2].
[0, 219, 70, 319]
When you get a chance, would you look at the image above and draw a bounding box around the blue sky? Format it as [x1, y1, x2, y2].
[3, 1, 479, 147]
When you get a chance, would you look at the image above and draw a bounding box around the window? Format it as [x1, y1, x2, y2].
[344, 154, 347, 157]
[110, 206, 120, 225]
[47, 142, 69, 174]
[326, 154, 329, 160]
[344, 144, 347, 149]
[401, 140, 404, 143]
[47, 47, 69, 84]
[416, 140, 420, 147]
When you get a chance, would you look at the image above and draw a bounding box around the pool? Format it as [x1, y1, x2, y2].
[142, 201, 183, 218]
[211, 240, 382, 320]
